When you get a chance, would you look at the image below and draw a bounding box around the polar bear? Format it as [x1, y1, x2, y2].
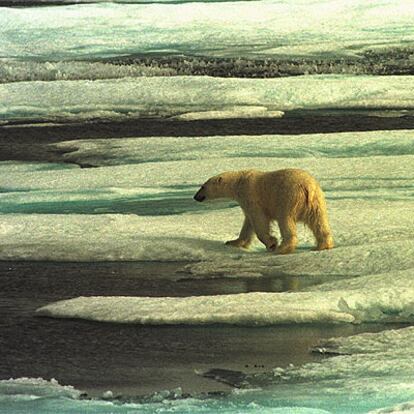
[194, 168, 334, 254]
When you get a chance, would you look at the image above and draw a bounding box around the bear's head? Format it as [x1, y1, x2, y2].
[194, 172, 236, 202]
[194, 175, 223, 202]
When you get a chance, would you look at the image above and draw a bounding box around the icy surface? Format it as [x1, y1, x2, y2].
[0, 129, 406, 326]
[1, 1, 414, 60]
[369, 402, 414, 413]
[36, 268, 414, 324]
[0, 377, 82, 400]
[55, 130, 414, 166]
[1, 0, 249, 3]
[2, 75, 414, 122]
[313, 326, 414, 355]
[1, 130, 413, 264]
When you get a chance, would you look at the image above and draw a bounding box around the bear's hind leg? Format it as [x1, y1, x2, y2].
[312, 228, 334, 251]
[225, 217, 255, 249]
[250, 213, 278, 252]
[277, 216, 298, 254]
[307, 211, 334, 251]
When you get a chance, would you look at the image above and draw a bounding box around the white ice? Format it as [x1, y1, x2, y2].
[0, 377, 81, 400]
[0, 131, 413, 263]
[3, 0, 236, 3]
[2, 75, 414, 123]
[1, 131, 413, 261]
[1, 0, 413, 60]
[54, 129, 414, 166]
[35, 268, 414, 324]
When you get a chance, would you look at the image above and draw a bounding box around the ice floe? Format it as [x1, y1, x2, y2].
[36, 268, 414, 325]
[53, 130, 414, 167]
[1, 131, 413, 265]
[2, 75, 414, 122]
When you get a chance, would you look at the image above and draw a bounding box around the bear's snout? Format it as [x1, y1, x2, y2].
[194, 189, 206, 202]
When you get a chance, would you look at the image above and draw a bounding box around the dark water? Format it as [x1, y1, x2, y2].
[1, 261, 404, 398]
[2, 111, 414, 165]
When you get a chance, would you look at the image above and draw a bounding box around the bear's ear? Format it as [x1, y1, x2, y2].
[217, 176, 223, 183]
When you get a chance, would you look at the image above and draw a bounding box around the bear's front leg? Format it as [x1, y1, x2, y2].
[277, 216, 298, 254]
[250, 212, 278, 252]
[225, 217, 255, 249]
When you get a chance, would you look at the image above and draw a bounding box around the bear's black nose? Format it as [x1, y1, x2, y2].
[194, 192, 206, 202]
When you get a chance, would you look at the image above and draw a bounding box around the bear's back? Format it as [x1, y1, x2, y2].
[252, 169, 320, 220]
[266, 168, 316, 184]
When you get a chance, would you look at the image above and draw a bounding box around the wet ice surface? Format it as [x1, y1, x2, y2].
[35, 268, 414, 325]
[225, 326, 414, 413]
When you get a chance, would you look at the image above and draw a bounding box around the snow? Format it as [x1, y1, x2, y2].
[2, 0, 237, 3]
[1, 131, 413, 266]
[1, 0, 413, 60]
[2, 75, 414, 122]
[313, 326, 414, 355]
[2, 0, 414, 411]
[173, 108, 285, 121]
